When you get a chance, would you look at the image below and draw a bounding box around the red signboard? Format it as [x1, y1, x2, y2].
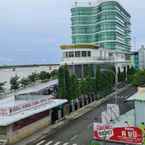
[93, 123, 143, 145]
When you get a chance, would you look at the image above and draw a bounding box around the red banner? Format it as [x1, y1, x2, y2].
[93, 123, 143, 144]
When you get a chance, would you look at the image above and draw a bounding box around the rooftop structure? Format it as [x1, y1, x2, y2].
[0, 95, 67, 126]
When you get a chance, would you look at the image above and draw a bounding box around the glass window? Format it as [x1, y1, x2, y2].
[69, 52, 74, 57]
[66, 52, 69, 58]
[75, 51, 80, 57]
[88, 51, 91, 57]
[82, 51, 87, 57]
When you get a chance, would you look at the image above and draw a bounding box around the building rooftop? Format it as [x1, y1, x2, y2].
[16, 79, 58, 95]
[72, 0, 119, 7]
[60, 44, 99, 49]
[0, 95, 67, 126]
[127, 87, 145, 102]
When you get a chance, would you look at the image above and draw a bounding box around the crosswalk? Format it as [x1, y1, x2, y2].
[36, 140, 77, 145]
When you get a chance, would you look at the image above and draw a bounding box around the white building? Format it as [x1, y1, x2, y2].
[60, 44, 130, 77]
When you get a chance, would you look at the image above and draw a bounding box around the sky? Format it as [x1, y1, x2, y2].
[0, 0, 144, 65]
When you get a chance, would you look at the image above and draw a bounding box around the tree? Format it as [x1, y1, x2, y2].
[20, 78, 30, 87]
[58, 65, 71, 100]
[82, 64, 95, 96]
[94, 66, 114, 97]
[58, 66, 65, 98]
[39, 71, 50, 81]
[0, 82, 6, 93]
[102, 71, 114, 95]
[127, 66, 137, 83]
[80, 79, 88, 96]
[132, 70, 145, 86]
[10, 75, 20, 90]
[63, 65, 71, 99]
[95, 66, 103, 96]
[69, 74, 80, 101]
[128, 66, 136, 75]
[50, 70, 58, 79]
[84, 64, 94, 78]
[28, 72, 39, 83]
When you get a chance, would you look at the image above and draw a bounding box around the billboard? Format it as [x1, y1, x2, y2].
[93, 123, 143, 144]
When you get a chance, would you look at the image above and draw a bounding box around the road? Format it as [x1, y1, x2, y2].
[33, 86, 136, 145]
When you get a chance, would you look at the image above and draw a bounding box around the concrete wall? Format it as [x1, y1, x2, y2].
[7, 112, 51, 144]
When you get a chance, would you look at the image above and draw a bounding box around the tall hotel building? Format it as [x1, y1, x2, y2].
[60, 0, 131, 77]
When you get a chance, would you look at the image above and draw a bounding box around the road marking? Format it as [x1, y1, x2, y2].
[54, 141, 61, 145]
[63, 143, 69, 145]
[70, 135, 78, 141]
[45, 141, 53, 145]
[72, 144, 77, 145]
[36, 140, 45, 145]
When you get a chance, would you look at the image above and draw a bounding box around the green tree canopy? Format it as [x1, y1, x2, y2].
[95, 66, 103, 95]
[132, 70, 145, 86]
[58, 64, 71, 100]
[50, 70, 58, 79]
[39, 71, 50, 81]
[58, 66, 65, 98]
[10, 75, 20, 90]
[28, 72, 39, 83]
[20, 78, 30, 87]
[69, 74, 80, 101]
[0, 82, 6, 93]
[127, 66, 137, 83]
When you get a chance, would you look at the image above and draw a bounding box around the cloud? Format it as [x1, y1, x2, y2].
[0, 0, 144, 64]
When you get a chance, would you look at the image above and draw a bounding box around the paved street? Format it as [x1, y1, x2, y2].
[33, 86, 136, 145]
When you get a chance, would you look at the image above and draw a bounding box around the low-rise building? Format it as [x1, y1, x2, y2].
[0, 95, 67, 144]
[60, 44, 130, 77]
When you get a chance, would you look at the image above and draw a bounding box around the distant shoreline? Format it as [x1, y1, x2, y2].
[0, 64, 59, 69]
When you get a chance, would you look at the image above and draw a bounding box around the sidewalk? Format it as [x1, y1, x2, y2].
[15, 85, 131, 145]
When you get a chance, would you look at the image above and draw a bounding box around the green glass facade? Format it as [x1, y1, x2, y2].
[71, 1, 131, 52]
